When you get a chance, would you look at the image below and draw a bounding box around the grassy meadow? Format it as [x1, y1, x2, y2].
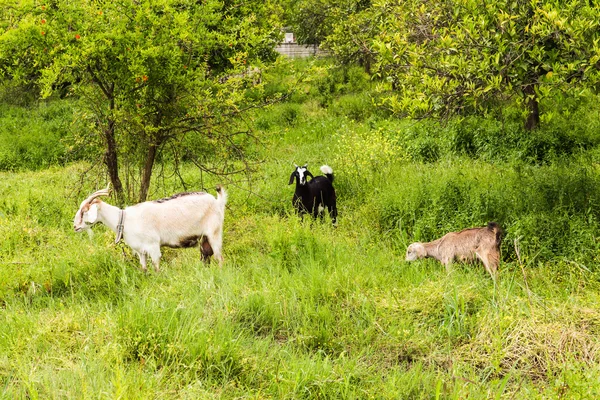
[2, 60, 600, 398]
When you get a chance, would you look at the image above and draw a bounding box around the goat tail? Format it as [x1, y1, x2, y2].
[487, 221, 502, 246]
[215, 185, 228, 207]
[320, 165, 334, 182]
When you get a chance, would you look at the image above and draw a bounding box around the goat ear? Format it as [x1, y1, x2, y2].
[289, 172, 296, 185]
[84, 203, 98, 223]
[306, 170, 314, 179]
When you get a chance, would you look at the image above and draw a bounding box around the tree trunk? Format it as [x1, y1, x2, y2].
[363, 54, 372, 75]
[87, 70, 125, 204]
[139, 106, 166, 202]
[104, 118, 125, 205]
[524, 84, 540, 131]
[139, 141, 159, 203]
[103, 92, 125, 205]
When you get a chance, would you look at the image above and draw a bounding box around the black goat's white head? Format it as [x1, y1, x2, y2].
[288, 163, 314, 186]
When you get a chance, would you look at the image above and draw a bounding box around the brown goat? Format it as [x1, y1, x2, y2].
[405, 222, 502, 278]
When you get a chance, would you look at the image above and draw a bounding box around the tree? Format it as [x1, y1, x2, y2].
[372, 0, 600, 130]
[287, 0, 334, 46]
[323, 0, 376, 73]
[0, 0, 283, 202]
[288, 0, 376, 71]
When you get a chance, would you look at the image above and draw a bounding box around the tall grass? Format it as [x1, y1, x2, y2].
[2, 61, 600, 398]
[0, 100, 82, 171]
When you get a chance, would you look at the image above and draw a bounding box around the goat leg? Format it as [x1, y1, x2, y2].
[200, 236, 214, 262]
[136, 252, 148, 273]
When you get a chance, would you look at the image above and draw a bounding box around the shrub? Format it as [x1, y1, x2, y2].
[344, 65, 371, 93]
[279, 103, 302, 126]
[401, 123, 443, 163]
[333, 123, 406, 191]
[0, 101, 77, 171]
[396, 96, 600, 165]
[373, 159, 600, 267]
[329, 93, 375, 121]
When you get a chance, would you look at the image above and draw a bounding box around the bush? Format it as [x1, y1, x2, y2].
[329, 93, 375, 121]
[344, 65, 371, 93]
[0, 101, 77, 171]
[279, 103, 302, 126]
[373, 159, 600, 266]
[333, 122, 406, 195]
[397, 107, 600, 165]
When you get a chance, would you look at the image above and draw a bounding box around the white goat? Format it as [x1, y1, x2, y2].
[73, 185, 227, 272]
[405, 222, 502, 278]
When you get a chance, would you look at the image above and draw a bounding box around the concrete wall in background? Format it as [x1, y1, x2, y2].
[275, 43, 329, 58]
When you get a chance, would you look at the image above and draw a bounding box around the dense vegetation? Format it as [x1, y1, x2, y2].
[0, 0, 285, 203]
[1, 58, 600, 398]
[290, 0, 600, 131]
[1, 0, 600, 397]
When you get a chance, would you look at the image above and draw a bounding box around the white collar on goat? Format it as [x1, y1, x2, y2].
[115, 210, 125, 244]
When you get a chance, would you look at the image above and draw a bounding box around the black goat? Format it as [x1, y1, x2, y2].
[288, 164, 337, 225]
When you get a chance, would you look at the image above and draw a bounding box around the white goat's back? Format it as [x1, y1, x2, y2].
[74, 186, 228, 271]
[124, 193, 224, 248]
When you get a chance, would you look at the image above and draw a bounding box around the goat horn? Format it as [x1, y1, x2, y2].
[293, 163, 298, 168]
[84, 187, 111, 205]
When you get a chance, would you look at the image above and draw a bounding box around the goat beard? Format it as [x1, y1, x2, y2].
[84, 226, 94, 238]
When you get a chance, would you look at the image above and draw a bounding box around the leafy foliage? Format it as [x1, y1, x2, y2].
[4, 27, 600, 399]
[371, 0, 600, 129]
[289, 0, 600, 130]
[288, 0, 377, 70]
[0, 0, 284, 201]
[0, 101, 76, 170]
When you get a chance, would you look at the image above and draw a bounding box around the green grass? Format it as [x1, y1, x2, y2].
[0, 100, 82, 171]
[2, 65, 600, 398]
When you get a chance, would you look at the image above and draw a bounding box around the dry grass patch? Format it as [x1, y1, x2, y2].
[459, 313, 600, 380]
